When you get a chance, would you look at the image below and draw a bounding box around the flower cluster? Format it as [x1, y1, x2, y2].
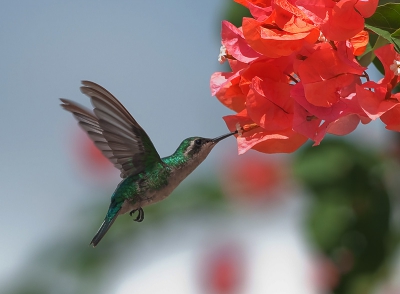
[211, 0, 400, 154]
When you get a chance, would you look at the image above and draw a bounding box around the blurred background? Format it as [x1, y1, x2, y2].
[1, 1, 400, 293]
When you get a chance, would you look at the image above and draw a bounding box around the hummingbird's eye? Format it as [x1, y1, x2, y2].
[195, 139, 202, 146]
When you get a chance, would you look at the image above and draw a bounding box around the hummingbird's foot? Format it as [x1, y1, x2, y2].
[129, 208, 144, 222]
[135, 208, 144, 222]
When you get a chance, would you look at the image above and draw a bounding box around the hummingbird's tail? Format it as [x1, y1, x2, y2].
[90, 206, 121, 247]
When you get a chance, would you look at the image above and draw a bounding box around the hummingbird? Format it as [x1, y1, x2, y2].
[60, 81, 237, 247]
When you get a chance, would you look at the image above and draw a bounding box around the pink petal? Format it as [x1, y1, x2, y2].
[356, 84, 398, 120]
[326, 113, 360, 135]
[221, 21, 262, 63]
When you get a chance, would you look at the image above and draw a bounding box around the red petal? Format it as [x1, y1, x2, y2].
[304, 74, 359, 107]
[296, 0, 335, 25]
[221, 21, 262, 63]
[246, 77, 293, 131]
[349, 30, 369, 56]
[292, 82, 340, 121]
[310, 115, 360, 146]
[291, 83, 367, 144]
[242, 17, 319, 58]
[240, 56, 294, 95]
[223, 110, 307, 154]
[210, 71, 246, 112]
[297, 47, 363, 107]
[374, 44, 400, 85]
[234, 0, 273, 19]
[356, 85, 398, 120]
[298, 47, 364, 83]
[320, 0, 364, 41]
[354, 0, 378, 18]
[250, 130, 308, 153]
[326, 113, 360, 135]
[293, 100, 322, 141]
[381, 105, 400, 132]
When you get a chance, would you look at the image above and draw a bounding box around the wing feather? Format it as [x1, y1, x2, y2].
[60, 81, 162, 178]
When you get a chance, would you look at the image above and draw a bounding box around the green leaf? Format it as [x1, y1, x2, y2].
[366, 3, 400, 34]
[392, 28, 400, 38]
[365, 24, 400, 53]
[391, 37, 400, 53]
[365, 3, 400, 53]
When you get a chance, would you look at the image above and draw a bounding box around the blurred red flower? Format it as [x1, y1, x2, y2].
[71, 129, 115, 181]
[199, 243, 245, 294]
[313, 256, 340, 291]
[219, 152, 287, 203]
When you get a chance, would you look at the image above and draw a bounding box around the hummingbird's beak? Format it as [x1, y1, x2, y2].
[212, 130, 238, 143]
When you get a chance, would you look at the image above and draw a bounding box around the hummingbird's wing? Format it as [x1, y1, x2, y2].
[60, 81, 162, 178]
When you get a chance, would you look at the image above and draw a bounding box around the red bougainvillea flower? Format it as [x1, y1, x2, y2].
[242, 0, 320, 58]
[224, 109, 307, 154]
[218, 53, 307, 152]
[292, 82, 369, 145]
[247, 77, 293, 132]
[210, 60, 248, 113]
[357, 44, 400, 129]
[354, 0, 379, 18]
[349, 30, 369, 56]
[239, 55, 293, 94]
[238, 56, 294, 127]
[372, 44, 400, 87]
[297, 0, 369, 41]
[221, 20, 262, 63]
[296, 41, 365, 107]
[234, 0, 273, 20]
[356, 85, 398, 120]
[211, 0, 381, 154]
[381, 106, 400, 132]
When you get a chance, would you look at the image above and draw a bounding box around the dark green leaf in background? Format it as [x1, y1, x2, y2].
[365, 3, 400, 53]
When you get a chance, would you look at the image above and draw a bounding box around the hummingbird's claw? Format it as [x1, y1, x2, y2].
[129, 208, 145, 222]
[135, 208, 144, 222]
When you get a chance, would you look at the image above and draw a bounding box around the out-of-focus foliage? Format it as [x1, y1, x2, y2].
[294, 139, 397, 294]
[222, 1, 251, 28]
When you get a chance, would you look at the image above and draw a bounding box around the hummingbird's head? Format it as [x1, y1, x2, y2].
[178, 131, 238, 162]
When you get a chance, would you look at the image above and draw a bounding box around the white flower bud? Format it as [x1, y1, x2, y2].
[389, 59, 400, 76]
[218, 45, 227, 64]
